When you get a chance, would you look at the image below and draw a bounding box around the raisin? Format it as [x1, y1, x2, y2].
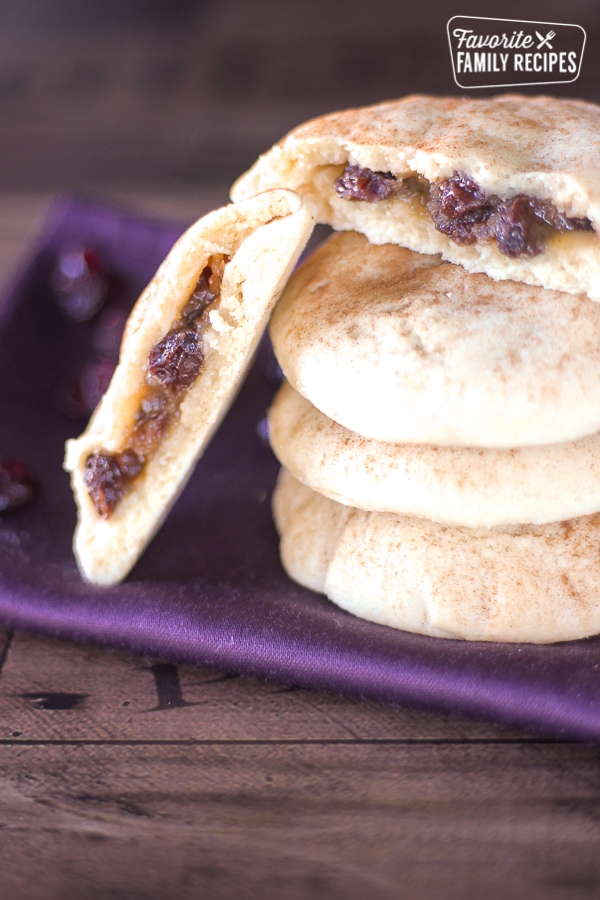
[334, 163, 594, 258]
[134, 414, 168, 457]
[561, 215, 593, 232]
[0, 461, 37, 513]
[148, 329, 203, 390]
[183, 269, 218, 323]
[334, 165, 398, 202]
[132, 388, 170, 457]
[83, 255, 230, 516]
[487, 197, 548, 258]
[437, 173, 491, 219]
[427, 174, 495, 246]
[138, 387, 168, 421]
[526, 198, 593, 233]
[114, 450, 143, 481]
[84, 453, 124, 518]
[428, 173, 594, 256]
[182, 256, 229, 325]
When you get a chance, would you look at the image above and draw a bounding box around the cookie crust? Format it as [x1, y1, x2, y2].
[269, 381, 600, 527]
[273, 470, 600, 644]
[232, 94, 600, 300]
[65, 190, 315, 585]
[270, 232, 600, 447]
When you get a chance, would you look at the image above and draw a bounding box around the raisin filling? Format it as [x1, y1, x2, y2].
[333, 165, 593, 258]
[85, 254, 229, 518]
[334, 164, 399, 202]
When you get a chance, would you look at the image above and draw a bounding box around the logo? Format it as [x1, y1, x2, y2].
[447, 17, 585, 89]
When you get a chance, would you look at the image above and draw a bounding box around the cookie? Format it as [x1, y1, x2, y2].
[269, 381, 600, 527]
[270, 231, 600, 447]
[232, 94, 600, 300]
[273, 469, 600, 644]
[64, 190, 315, 585]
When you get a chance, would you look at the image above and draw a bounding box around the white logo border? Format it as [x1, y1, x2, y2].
[447, 16, 586, 90]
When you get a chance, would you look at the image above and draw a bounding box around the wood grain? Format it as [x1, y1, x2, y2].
[0, 741, 599, 899]
[1, 628, 599, 898]
[0, 0, 597, 189]
[1, 630, 533, 743]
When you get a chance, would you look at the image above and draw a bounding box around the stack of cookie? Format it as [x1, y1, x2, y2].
[232, 95, 600, 643]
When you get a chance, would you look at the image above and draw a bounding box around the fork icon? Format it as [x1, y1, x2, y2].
[536, 29, 556, 49]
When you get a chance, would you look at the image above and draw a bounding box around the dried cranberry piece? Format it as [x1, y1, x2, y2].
[52, 246, 108, 323]
[334, 165, 398, 202]
[148, 329, 203, 390]
[487, 197, 547, 258]
[84, 452, 124, 518]
[81, 358, 116, 412]
[0, 460, 38, 513]
[63, 358, 116, 419]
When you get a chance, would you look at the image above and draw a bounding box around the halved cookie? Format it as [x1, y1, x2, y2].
[232, 94, 600, 300]
[273, 469, 600, 644]
[270, 231, 600, 447]
[65, 190, 315, 585]
[269, 381, 600, 527]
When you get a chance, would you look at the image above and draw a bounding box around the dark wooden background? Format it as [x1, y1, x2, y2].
[0, 0, 598, 190]
[2, 1, 600, 897]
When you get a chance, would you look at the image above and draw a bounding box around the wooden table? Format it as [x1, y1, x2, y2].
[1, 1, 600, 891]
[1, 192, 600, 900]
[0, 623, 598, 900]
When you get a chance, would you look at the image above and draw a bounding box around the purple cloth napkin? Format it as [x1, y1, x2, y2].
[1, 196, 600, 743]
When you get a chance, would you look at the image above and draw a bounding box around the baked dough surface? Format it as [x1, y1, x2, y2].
[273, 469, 600, 644]
[232, 94, 600, 300]
[270, 232, 600, 447]
[269, 381, 600, 527]
[65, 189, 315, 585]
